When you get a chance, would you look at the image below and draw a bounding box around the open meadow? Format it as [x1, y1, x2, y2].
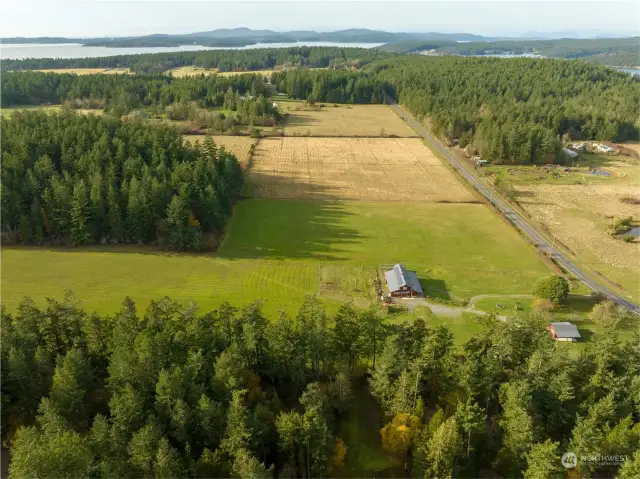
[507, 153, 640, 301]
[1, 199, 551, 317]
[0, 104, 62, 118]
[35, 68, 130, 75]
[279, 101, 417, 137]
[166, 66, 277, 78]
[183, 135, 257, 166]
[246, 137, 477, 201]
[2, 118, 555, 322]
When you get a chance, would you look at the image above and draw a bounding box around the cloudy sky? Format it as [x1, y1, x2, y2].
[2, 0, 638, 38]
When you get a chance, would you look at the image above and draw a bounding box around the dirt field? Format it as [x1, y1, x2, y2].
[620, 142, 640, 157]
[247, 137, 476, 202]
[36, 68, 129, 75]
[184, 135, 257, 167]
[515, 182, 640, 299]
[279, 101, 418, 137]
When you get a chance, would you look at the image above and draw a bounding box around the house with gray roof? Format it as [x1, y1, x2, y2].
[384, 264, 424, 298]
[548, 322, 581, 342]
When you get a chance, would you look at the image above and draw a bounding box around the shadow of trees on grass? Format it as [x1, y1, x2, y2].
[218, 197, 365, 261]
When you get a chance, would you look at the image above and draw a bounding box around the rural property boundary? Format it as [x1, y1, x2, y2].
[385, 96, 640, 316]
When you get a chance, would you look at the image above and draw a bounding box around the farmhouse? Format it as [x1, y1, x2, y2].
[548, 322, 581, 342]
[384, 264, 424, 298]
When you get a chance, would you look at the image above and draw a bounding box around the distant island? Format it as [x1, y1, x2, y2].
[4, 28, 639, 68]
[3, 28, 489, 48]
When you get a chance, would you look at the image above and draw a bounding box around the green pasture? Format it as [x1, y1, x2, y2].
[2, 199, 551, 318]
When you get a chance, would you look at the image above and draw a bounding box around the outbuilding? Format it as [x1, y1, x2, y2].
[595, 144, 616, 154]
[548, 322, 581, 342]
[384, 264, 424, 298]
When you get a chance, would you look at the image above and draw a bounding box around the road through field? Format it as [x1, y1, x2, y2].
[387, 99, 640, 315]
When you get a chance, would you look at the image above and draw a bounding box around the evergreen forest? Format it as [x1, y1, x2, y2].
[1, 112, 242, 250]
[2, 295, 639, 478]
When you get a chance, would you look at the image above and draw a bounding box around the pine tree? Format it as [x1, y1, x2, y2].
[165, 194, 189, 251]
[70, 180, 89, 245]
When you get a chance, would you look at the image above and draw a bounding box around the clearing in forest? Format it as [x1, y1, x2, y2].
[279, 101, 418, 137]
[167, 66, 276, 78]
[184, 135, 257, 167]
[246, 137, 476, 201]
[35, 68, 130, 75]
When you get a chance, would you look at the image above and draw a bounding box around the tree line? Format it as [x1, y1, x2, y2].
[271, 69, 388, 104]
[1, 111, 242, 250]
[2, 293, 638, 478]
[4, 52, 639, 165]
[371, 55, 640, 163]
[1, 46, 392, 74]
[1, 71, 266, 110]
[1, 71, 280, 131]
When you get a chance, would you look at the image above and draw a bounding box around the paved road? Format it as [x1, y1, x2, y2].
[388, 100, 640, 315]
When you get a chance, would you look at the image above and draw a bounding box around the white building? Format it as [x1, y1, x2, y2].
[595, 144, 616, 154]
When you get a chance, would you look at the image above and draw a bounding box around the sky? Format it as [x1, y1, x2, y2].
[1, 0, 638, 38]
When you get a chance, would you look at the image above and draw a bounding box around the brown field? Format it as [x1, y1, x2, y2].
[279, 101, 418, 137]
[246, 137, 476, 202]
[167, 66, 277, 78]
[515, 181, 640, 300]
[184, 135, 257, 167]
[36, 68, 129, 75]
[166, 66, 220, 77]
[218, 69, 276, 78]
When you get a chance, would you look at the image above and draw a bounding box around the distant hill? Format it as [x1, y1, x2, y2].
[4, 29, 638, 67]
[3, 28, 494, 48]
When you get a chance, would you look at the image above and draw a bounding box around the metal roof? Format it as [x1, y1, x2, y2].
[384, 264, 424, 295]
[551, 322, 581, 339]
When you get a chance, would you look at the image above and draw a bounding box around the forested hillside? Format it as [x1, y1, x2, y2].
[378, 37, 640, 67]
[2, 294, 639, 478]
[1, 112, 242, 250]
[1, 46, 393, 74]
[370, 56, 640, 162]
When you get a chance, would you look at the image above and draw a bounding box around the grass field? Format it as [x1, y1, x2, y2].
[184, 135, 257, 167]
[0, 104, 61, 118]
[1, 199, 551, 316]
[512, 158, 640, 301]
[246, 137, 477, 201]
[166, 66, 278, 78]
[35, 68, 130, 75]
[279, 101, 417, 137]
[484, 153, 640, 186]
[473, 151, 640, 302]
[166, 66, 220, 77]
